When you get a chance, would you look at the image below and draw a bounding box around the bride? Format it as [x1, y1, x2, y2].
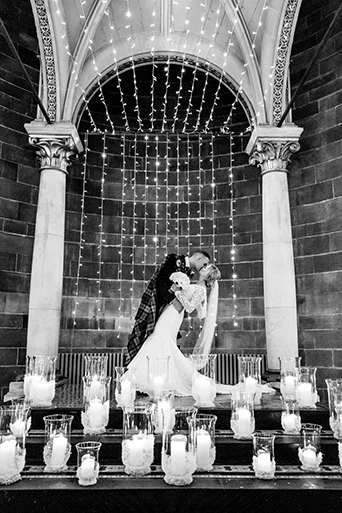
[126, 263, 233, 396]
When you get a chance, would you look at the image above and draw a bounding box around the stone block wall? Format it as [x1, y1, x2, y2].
[290, 0, 342, 394]
[0, 1, 39, 396]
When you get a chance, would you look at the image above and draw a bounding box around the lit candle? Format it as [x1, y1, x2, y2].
[196, 429, 211, 465]
[30, 375, 54, 404]
[245, 376, 257, 395]
[284, 375, 296, 396]
[297, 383, 313, 407]
[257, 451, 272, 473]
[50, 433, 68, 467]
[153, 376, 164, 395]
[90, 377, 102, 399]
[170, 434, 187, 473]
[126, 435, 146, 467]
[195, 376, 214, 404]
[0, 438, 16, 468]
[79, 454, 96, 479]
[236, 408, 251, 434]
[282, 413, 298, 432]
[88, 398, 105, 428]
[121, 380, 132, 404]
[302, 445, 317, 466]
[10, 420, 26, 437]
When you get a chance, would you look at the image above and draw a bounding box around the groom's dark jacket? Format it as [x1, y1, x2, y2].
[125, 253, 193, 364]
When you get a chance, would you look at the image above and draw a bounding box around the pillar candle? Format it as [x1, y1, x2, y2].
[284, 375, 296, 396]
[170, 434, 187, 473]
[302, 445, 317, 466]
[88, 398, 105, 428]
[50, 433, 68, 467]
[10, 420, 26, 437]
[236, 408, 251, 434]
[282, 413, 298, 432]
[0, 438, 16, 468]
[126, 435, 146, 467]
[245, 376, 257, 394]
[257, 451, 272, 472]
[79, 454, 96, 479]
[297, 383, 313, 406]
[30, 375, 54, 404]
[196, 429, 211, 464]
[121, 380, 132, 404]
[195, 376, 213, 403]
[90, 377, 102, 399]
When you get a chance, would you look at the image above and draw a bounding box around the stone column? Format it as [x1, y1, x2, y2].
[24, 121, 83, 356]
[246, 124, 303, 371]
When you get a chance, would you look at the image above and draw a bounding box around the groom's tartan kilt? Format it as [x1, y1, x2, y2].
[125, 254, 189, 364]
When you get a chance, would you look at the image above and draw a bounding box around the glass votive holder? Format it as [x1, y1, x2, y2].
[0, 407, 26, 485]
[230, 391, 255, 440]
[296, 367, 318, 408]
[252, 432, 276, 480]
[326, 379, 342, 438]
[279, 357, 301, 399]
[152, 391, 175, 435]
[84, 354, 108, 378]
[7, 402, 31, 438]
[81, 376, 111, 435]
[43, 414, 73, 472]
[161, 407, 197, 486]
[281, 398, 301, 434]
[147, 356, 170, 398]
[76, 441, 101, 486]
[114, 366, 136, 409]
[192, 414, 217, 471]
[121, 403, 155, 476]
[24, 355, 56, 407]
[190, 354, 217, 407]
[238, 356, 262, 404]
[298, 423, 322, 471]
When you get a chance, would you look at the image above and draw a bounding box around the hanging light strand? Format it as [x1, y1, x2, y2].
[229, 134, 238, 327]
[117, 134, 127, 333]
[130, 133, 138, 318]
[197, 134, 203, 248]
[71, 131, 89, 334]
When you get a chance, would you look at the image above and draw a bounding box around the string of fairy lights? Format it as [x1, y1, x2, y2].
[57, 0, 276, 339]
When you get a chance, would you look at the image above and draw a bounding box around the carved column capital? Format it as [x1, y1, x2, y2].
[246, 124, 303, 174]
[25, 120, 83, 173]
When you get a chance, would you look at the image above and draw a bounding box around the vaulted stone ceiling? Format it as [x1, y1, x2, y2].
[31, 0, 302, 132]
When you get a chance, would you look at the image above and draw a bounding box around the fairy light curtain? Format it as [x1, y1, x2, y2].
[72, 131, 236, 343]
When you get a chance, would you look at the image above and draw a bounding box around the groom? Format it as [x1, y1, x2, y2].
[125, 250, 210, 364]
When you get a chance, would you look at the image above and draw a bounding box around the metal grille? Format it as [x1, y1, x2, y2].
[57, 352, 266, 386]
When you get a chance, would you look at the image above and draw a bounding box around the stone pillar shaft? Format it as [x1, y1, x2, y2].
[25, 121, 82, 356]
[247, 125, 303, 371]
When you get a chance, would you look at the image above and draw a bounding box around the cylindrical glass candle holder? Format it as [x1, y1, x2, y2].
[230, 391, 255, 440]
[152, 391, 175, 434]
[281, 398, 301, 434]
[192, 414, 217, 471]
[190, 354, 217, 407]
[81, 376, 111, 435]
[76, 441, 101, 486]
[43, 414, 73, 472]
[24, 355, 56, 407]
[326, 379, 342, 438]
[7, 402, 31, 438]
[252, 432, 276, 480]
[296, 367, 318, 408]
[0, 406, 26, 485]
[238, 356, 262, 404]
[298, 423, 322, 471]
[161, 407, 197, 486]
[84, 354, 108, 378]
[121, 403, 155, 476]
[279, 356, 301, 399]
[114, 366, 136, 409]
[147, 356, 170, 398]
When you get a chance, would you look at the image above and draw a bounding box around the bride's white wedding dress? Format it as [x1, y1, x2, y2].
[127, 300, 234, 397]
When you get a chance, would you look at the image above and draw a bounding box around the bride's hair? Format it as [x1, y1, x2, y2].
[204, 264, 221, 288]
